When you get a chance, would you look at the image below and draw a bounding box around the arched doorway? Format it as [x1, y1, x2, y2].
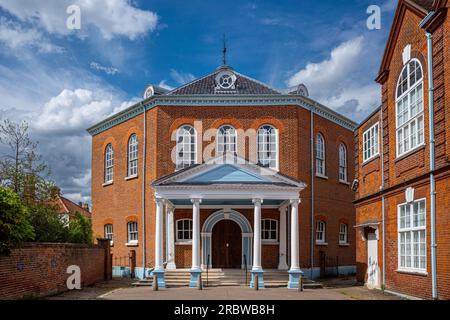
[201, 210, 253, 269]
[212, 219, 242, 268]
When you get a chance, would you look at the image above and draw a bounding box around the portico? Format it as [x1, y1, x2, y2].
[151, 154, 306, 288]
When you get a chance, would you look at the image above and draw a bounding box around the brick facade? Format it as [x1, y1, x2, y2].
[355, 0, 449, 299]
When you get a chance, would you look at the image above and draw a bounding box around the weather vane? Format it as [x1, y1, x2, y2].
[222, 34, 227, 66]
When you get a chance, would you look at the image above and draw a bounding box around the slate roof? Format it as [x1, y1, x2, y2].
[167, 66, 281, 95]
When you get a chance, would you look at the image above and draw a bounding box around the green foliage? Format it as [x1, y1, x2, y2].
[0, 187, 35, 256]
[27, 204, 68, 243]
[68, 212, 93, 245]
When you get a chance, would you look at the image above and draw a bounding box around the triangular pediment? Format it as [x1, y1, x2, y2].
[152, 153, 305, 188]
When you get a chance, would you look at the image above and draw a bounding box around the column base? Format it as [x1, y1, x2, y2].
[277, 262, 288, 270]
[166, 262, 177, 270]
[189, 268, 202, 288]
[250, 269, 264, 288]
[151, 269, 166, 288]
[287, 268, 303, 289]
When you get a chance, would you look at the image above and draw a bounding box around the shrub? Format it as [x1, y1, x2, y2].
[68, 212, 93, 245]
[27, 204, 69, 242]
[0, 187, 35, 255]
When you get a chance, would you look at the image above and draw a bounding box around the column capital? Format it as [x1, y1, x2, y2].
[190, 198, 202, 204]
[289, 198, 301, 206]
[278, 205, 288, 213]
[155, 197, 165, 205]
[252, 198, 263, 205]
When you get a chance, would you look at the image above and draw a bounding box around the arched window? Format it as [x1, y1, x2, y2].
[257, 125, 278, 169]
[104, 144, 114, 183]
[339, 223, 348, 244]
[176, 219, 193, 242]
[127, 221, 138, 244]
[396, 59, 424, 157]
[127, 134, 138, 177]
[261, 219, 278, 241]
[176, 125, 196, 170]
[315, 134, 325, 176]
[316, 221, 326, 243]
[217, 125, 236, 155]
[339, 143, 347, 182]
[104, 224, 113, 243]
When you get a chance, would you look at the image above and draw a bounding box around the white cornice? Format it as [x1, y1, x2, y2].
[86, 94, 357, 136]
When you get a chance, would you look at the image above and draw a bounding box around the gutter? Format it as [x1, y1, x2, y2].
[141, 102, 148, 278]
[420, 11, 438, 300]
[310, 108, 315, 279]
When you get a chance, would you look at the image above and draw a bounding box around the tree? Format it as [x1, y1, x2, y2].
[68, 212, 93, 245]
[0, 187, 35, 256]
[0, 119, 54, 204]
[27, 204, 68, 243]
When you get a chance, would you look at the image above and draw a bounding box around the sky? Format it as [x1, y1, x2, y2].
[0, 0, 397, 204]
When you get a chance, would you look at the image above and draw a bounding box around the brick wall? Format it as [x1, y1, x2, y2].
[355, 2, 449, 299]
[0, 242, 110, 300]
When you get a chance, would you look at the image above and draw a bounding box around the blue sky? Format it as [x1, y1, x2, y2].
[0, 0, 397, 203]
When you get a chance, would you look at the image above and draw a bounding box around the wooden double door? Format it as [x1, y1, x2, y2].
[212, 220, 242, 268]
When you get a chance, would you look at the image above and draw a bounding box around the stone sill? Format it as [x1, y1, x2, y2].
[362, 154, 380, 166]
[395, 144, 426, 163]
[102, 181, 113, 187]
[125, 175, 138, 181]
[396, 269, 428, 276]
[339, 180, 350, 185]
[315, 174, 328, 180]
[126, 242, 139, 247]
[339, 243, 350, 247]
[175, 241, 192, 245]
[316, 242, 328, 246]
[262, 241, 279, 245]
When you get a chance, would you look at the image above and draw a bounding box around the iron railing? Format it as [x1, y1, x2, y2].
[206, 254, 210, 287]
[243, 254, 248, 286]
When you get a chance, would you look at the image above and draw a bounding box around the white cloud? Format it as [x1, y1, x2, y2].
[170, 69, 196, 85]
[157, 80, 174, 91]
[90, 61, 119, 75]
[0, 0, 158, 40]
[0, 17, 64, 53]
[286, 36, 380, 121]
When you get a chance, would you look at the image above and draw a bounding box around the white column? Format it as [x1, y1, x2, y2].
[155, 198, 164, 271]
[290, 199, 300, 270]
[191, 198, 202, 270]
[166, 204, 176, 269]
[252, 198, 263, 270]
[278, 205, 288, 270]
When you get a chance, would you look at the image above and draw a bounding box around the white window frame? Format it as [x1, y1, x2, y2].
[127, 221, 138, 244]
[316, 220, 326, 244]
[395, 59, 425, 158]
[339, 143, 347, 182]
[261, 219, 278, 242]
[127, 134, 138, 177]
[176, 125, 197, 170]
[176, 219, 193, 243]
[217, 125, 237, 155]
[397, 198, 427, 273]
[339, 223, 348, 244]
[362, 123, 379, 163]
[104, 144, 114, 183]
[257, 125, 278, 170]
[60, 213, 70, 228]
[104, 224, 113, 245]
[315, 134, 326, 176]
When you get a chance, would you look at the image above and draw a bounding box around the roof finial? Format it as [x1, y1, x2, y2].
[222, 34, 227, 66]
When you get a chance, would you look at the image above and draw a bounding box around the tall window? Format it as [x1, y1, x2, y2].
[104, 144, 114, 183]
[316, 221, 326, 243]
[398, 199, 426, 271]
[257, 125, 277, 169]
[127, 221, 138, 243]
[363, 123, 379, 162]
[339, 223, 348, 244]
[104, 224, 113, 242]
[316, 134, 325, 176]
[176, 125, 196, 170]
[261, 219, 278, 241]
[176, 219, 193, 242]
[217, 125, 236, 155]
[396, 59, 424, 157]
[339, 144, 347, 182]
[127, 134, 138, 177]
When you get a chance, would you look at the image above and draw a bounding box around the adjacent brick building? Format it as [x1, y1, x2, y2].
[88, 64, 357, 287]
[354, 0, 449, 299]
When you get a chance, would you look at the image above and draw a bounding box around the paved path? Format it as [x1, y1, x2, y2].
[46, 277, 403, 300]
